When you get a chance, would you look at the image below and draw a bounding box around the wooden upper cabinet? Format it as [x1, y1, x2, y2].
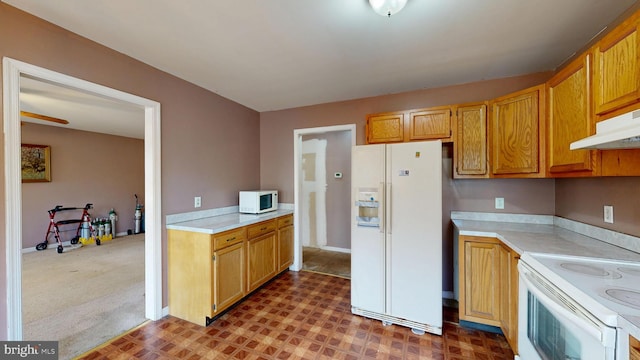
[454, 103, 488, 178]
[490, 85, 545, 177]
[593, 12, 640, 115]
[366, 112, 404, 144]
[409, 107, 452, 142]
[547, 52, 599, 176]
[630, 335, 640, 360]
[366, 107, 453, 144]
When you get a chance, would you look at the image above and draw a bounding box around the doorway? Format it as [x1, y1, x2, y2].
[3, 57, 163, 340]
[292, 125, 355, 276]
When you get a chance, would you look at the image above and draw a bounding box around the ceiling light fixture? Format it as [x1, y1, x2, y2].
[369, 0, 408, 17]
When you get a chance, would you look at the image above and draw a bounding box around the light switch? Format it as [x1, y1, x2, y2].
[604, 205, 613, 223]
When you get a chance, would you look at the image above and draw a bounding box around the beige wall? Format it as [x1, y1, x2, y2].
[21, 124, 144, 249]
[260, 72, 553, 202]
[556, 177, 640, 237]
[0, 3, 261, 338]
[260, 73, 557, 293]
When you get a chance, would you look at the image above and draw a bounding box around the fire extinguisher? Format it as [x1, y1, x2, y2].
[109, 208, 118, 238]
[134, 194, 144, 234]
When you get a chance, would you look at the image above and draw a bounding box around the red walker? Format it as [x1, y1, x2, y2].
[37, 203, 99, 253]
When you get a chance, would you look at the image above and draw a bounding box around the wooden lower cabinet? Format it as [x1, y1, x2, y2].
[247, 231, 277, 292]
[168, 214, 291, 326]
[498, 243, 519, 353]
[631, 335, 640, 360]
[168, 227, 246, 326]
[458, 235, 519, 353]
[213, 241, 245, 314]
[277, 215, 294, 272]
[459, 236, 501, 325]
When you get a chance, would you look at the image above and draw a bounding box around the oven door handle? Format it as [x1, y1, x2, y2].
[521, 270, 609, 344]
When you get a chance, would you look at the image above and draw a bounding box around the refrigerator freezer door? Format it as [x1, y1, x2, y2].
[351, 144, 386, 314]
[387, 141, 442, 328]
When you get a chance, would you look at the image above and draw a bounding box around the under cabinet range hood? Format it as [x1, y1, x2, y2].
[570, 110, 640, 150]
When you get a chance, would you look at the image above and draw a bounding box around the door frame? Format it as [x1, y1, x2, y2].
[3, 57, 163, 340]
[292, 124, 355, 271]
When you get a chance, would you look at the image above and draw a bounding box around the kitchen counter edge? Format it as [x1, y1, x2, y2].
[166, 208, 293, 234]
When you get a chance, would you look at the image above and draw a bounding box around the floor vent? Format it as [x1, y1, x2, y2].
[351, 306, 442, 335]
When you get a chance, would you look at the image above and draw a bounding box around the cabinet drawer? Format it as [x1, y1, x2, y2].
[247, 220, 276, 239]
[212, 227, 246, 251]
[277, 215, 293, 228]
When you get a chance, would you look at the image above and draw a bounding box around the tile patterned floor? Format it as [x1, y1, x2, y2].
[78, 271, 514, 359]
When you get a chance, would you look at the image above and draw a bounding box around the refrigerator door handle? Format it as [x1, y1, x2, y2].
[379, 182, 385, 234]
[387, 182, 391, 234]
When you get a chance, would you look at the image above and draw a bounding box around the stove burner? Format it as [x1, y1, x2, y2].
[603, 289, 640, 310]
[618, 267, 640, 277]
[559, 262, 622, 279]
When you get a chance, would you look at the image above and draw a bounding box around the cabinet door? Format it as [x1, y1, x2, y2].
[278, 224, 294, 272]
[167, 229, 213, 326]
[594, 13, 640, 115]
[630, 335, 640, 360]
[499, 244, 519, 353]
[366, 112, 404, 144]
[409, 107, 452, 141]
[490, 85, 544, 176]
[458, 236, 500, 326]
[454, 104, 488, 177]
[247, 232, 277, 292]
[213, 242, 245, 314]
[547, 53, 598, 176]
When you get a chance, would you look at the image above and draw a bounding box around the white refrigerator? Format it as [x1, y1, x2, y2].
[351, 140, 442, 335]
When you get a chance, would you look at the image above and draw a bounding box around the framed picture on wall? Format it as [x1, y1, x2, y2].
[21, 144, 51, 182]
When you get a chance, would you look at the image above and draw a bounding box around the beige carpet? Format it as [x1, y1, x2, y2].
[22, 234, 146, 360]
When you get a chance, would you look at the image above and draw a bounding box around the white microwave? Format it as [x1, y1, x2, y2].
[239, 190, 278, 214]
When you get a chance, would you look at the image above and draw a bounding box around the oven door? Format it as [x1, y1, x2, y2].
[517, 262, 616, 360]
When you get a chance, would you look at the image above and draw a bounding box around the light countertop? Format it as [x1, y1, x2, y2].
[452, 211, 640, 340]
[453, 218, 640, 262]
[166, 208, 293, 234]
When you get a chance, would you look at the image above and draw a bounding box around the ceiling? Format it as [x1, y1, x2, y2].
[6, 0, 639, 137]
[20, 76, 145, 139]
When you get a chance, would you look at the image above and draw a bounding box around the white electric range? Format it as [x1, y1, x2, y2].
[518, 252, 640, 360]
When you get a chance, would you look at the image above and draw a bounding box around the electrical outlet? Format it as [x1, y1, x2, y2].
[495, 197, 505, 210]
[194, 196, 202, 208]
[604, 205, 614, 224]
